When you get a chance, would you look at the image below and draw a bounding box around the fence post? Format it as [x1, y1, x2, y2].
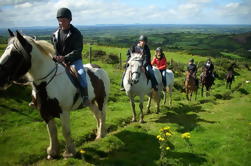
[89, 46, 92, 64]
[119, 53, 122, 69]
[170, 58, 173, 66]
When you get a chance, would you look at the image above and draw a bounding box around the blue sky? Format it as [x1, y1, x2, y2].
[0, 0, 250, 28]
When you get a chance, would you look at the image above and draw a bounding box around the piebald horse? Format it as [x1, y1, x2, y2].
[123, 53, 162, 123]
[0, 30, 110, 159]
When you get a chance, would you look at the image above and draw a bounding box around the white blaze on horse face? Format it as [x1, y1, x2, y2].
[0, 43, 14, 65]
[130, 61, 141, 83]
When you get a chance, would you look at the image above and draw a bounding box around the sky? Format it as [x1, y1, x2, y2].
[0, 0, 251, 28]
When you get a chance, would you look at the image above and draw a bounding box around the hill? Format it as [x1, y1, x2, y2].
[0, 42, 251, 165]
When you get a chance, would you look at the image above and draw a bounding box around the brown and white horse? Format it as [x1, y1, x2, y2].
[0, 30, 110, 159]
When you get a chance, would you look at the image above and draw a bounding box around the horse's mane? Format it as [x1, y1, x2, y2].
[34, 40, 55, 58]
[128, 53, 143, 63]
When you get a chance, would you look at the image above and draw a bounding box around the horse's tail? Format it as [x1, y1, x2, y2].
[99, 69, 110, 111]
[165, 69, 174, 87]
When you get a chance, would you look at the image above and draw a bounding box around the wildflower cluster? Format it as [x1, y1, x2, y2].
[157, 126, 173, 151]
[181, 132, 192, 152]
[181, 132, 191, 139]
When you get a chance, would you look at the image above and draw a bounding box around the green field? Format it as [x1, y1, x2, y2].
[0, 43, 251, 166]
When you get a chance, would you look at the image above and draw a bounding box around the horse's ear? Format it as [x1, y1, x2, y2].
[16, 30, 32, 53]
[8, 29, 14, 37]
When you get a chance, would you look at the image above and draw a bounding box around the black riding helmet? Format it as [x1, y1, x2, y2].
[138, 35, 148, 42]
[57, 8, 72, 20]
[189, 58, 194, 63]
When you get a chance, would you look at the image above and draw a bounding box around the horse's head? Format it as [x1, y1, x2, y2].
[0, 30, 32, 89]
[128, 53, 144, 84]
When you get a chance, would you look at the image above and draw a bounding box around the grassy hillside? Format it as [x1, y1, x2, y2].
[1, 42, 251, 166]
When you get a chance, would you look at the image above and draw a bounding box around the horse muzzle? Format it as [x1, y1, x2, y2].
[132, 79, 139, 84]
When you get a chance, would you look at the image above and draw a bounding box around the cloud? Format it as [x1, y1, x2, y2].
[0, 0, 250, 27]
[0, 0, 41, 6]
[214, 0, 251, 23]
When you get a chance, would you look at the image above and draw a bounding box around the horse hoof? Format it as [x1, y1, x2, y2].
[139, 120, 146, 123]
[63, 151, 75, 159]
[47, 155, 54, 160]
[131, 119, 137, 122]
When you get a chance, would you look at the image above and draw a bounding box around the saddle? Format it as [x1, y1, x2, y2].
[64, 64, 82, 90]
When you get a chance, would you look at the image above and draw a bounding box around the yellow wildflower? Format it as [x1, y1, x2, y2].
[165, 132, 172, 137]
[181, 132, 191, 139]
[166, 146, 170, 150]
[159, 137, 165, 141]
[163, 126, 170, 131]
[80, 149, 86, 154]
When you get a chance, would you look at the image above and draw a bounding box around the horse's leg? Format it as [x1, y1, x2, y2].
[139, 96, 145, 123]
[60, 111, 76, 158]
[186, 89, 189, 101]
[46, 119, 59, 159]
[146, 93, 152, 114]
[169, 86, 173, 106]
[201, 84, 204, 97]
[206, 86, 210, 96]
[130, 97, 136, 122]
[89, 103, 106, 139]
[156, 92, 161, 114]
[195, 88, 198, 101]
[190, 91, 192, 101]
[163, 90, 167, 105]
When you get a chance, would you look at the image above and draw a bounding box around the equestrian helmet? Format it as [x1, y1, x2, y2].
[138, 35, 148, 42]
[57, 8, 72, 20]
[189, 58, 194, 63]
[156, 47, 163, 53]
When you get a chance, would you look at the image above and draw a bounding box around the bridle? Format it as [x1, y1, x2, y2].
[128, 59, 143, 84]
[4, 39, 59, 87]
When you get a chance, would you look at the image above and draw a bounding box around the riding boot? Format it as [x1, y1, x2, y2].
[151, 76, 158, 91]
[80, 87, 90, 107]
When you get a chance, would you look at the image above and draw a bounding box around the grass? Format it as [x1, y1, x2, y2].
[0, 44, 251, 166]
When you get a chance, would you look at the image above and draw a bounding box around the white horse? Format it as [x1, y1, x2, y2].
[0, 30, 110, 159]
[123, 53, 163, 123]
[163, 69, 174, 105]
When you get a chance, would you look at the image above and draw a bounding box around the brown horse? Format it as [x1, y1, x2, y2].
[200, 67, 214, 97]
[226, 63, 236, 89]
[185, 71, 198, 101]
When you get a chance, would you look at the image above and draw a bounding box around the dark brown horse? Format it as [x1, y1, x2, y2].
[226, 63, 236, 89]
[185, 71, 198, 101]
[200, 67, 214, 97]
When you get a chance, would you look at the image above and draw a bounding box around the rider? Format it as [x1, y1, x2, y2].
[187, 58, 197, 78]
[120, 35, 158, 91]
[151, 47, 167, 91]
[52, 7, 90, 106]
[186, 58, 198, 86]
[204, 58, 215, 82]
